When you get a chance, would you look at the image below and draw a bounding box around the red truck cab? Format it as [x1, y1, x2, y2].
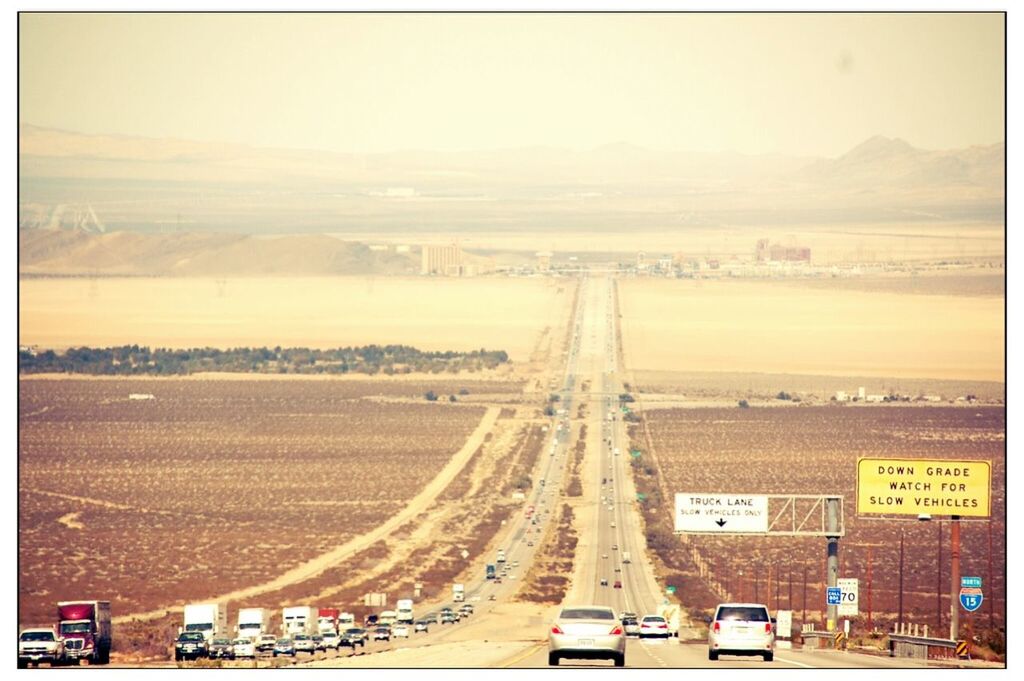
[57, 601, 111, 664]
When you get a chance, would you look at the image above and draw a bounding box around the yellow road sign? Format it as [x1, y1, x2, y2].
[956, 641, 970, 658]
[857, 458, 991, 518]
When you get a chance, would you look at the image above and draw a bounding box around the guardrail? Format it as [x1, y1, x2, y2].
[888, 623, 963, 660]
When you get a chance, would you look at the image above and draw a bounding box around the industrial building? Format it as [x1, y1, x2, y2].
[755, 239, 811, 263]
[421, 243, 465, 276]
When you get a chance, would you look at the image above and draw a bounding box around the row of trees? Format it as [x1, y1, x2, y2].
[18, 344, 510, 376]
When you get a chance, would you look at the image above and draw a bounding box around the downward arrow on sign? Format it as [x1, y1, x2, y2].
[715, 519, 727, 527]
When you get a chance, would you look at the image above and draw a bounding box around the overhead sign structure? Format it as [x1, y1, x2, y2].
[675, 494, 769, 534]
[837, 578, 859, 616]
[960, 576, 984, 612]
[856, 458, 991, 518]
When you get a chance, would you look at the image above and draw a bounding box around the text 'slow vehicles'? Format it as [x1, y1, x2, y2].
[174, 632, 208, 661]
[341, 628, 367, 648]
[209, 638, 234, 660]
[293, 634, 315, 654]
[18, 628, 65, 668]
[232, 638, 256, 659]
[639, 615, 670, 638]
[548, 606, 626, 667]
[273, 637, 296, 657]
[708, 603, 774, 662]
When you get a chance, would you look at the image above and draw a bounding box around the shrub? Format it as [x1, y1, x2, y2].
[738, 400, 750, 408]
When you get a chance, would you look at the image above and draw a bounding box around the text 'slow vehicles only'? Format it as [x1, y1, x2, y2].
[708, 603, 775, 662]
[548, 606, 626, 667]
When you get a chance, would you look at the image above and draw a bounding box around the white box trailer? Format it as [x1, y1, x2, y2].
[396, 599, 414, 625]
[282, 606, 316, 636]
[237, 608, 270, 640]
[183, 603, 227, 643]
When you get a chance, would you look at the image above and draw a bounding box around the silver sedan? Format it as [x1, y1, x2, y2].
[548, 606, 625, 667]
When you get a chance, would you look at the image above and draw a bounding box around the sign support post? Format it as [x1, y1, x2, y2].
[826, 497, 840, 631]
[950, 515, 960, 641]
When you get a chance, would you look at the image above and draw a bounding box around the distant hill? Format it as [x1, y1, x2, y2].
[18, 229, 419, 277]
[18, 124, 1004, 236]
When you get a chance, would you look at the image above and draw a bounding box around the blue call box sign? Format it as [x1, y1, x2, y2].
[961, 576, 982, 588]
[827, 587, 842, 605]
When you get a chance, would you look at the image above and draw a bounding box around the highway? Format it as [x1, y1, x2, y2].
[302, 274, 954, 670]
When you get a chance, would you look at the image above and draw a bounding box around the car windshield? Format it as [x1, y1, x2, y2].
[295, 635, 309, 640]
[21, 631, 55, 641]
[233, 639, 249, 645]
[345, 628, 362, 634]
[643, 617, 665, 623]
[277, 639, 291, 645]
[179, 633, 204, 641]
[561, 608, 615, 620]
[213, 639, 231, 646]
[60, 623, 90, 634]
[717, 607, 769, 622]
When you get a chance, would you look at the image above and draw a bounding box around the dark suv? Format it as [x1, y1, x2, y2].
[174, 632, 208, 661]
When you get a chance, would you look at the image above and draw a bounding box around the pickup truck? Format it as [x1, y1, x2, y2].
[18, 628, 65, 668]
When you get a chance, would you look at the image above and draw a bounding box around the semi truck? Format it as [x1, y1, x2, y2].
[396, 599, 414, 625]
[182, 602, 226, 644]
[486, 564, 496, 580]
[58, 600, 112, 664]
[452, 584, 465, 603]
[496, 550, 506, 564]
[338, 612, 355, 628]
[282, 606, 316, 636]
[237, 608, 270, 640]
[317, 608, 340, 635]
[378, 610, 398, 626]
[622, 551, 631, 564]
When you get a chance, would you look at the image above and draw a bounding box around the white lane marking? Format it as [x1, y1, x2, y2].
[774, 655, 817, 668]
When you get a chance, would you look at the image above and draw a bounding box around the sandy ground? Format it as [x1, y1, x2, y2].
[619, 278, 1004, 382]
[18, 276, 570, 363]
[112, 406, 500, 624]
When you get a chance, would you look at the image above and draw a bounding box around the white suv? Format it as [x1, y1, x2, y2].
[707, 603, 774, 662]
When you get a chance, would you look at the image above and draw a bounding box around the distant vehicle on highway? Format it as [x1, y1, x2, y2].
[548, 606, 625, 667]
[621, 616, 640, 637]
[18, 628, 66, 668]
[372, 626, 391, 642]
[600, 578, 608, 586]
[613, 580, 622, 589]
[340, 628, 367, 648]
[311, 634, 326, 651]
[232, 637, 256, 659]
[209, 638, 234, 660]
[392, 624, 410, 638]
[273, 637, 296, 657]
[322, 631, 341, 650]
[293, 634, 315, 654]
[257, 633, 277, 653]
[639, 615, 670, 639]
[707, 603, 774, 662]
[174, 632, 208, 661]
[414, 620, 430, 634]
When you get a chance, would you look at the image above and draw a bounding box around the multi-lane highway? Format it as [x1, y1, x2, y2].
[310, 274, 947, 669]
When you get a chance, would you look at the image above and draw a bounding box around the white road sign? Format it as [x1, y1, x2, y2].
[837, 578, 859, 616]
[674, 493, 769, 534]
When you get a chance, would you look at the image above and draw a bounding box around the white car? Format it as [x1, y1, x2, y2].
[321, 631, 341, 649]
[548, 606, 625, 667]
[639, 615, 670, 638]
[232, 638, 256, 659]
[392, 624, 410, 638]
[708, 603, 774, 662]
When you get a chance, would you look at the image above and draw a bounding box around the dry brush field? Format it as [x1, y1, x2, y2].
[18, 378, 494, 627]
[630, 405, 1005, 632]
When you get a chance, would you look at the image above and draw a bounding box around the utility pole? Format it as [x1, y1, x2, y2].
[937, 520, 943, 633]
[867, 546, 873, 633]
[802, 563, 808, 625]
[950, 515, 961, 641]
[825, 497, 841, 631]
[898, 529, 905, 630]
[788, 567, 793, 611]
[988, 520, 994, 629]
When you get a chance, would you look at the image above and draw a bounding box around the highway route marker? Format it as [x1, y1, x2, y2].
[674, 493, 768, 534]
[960, 577, 983, 612]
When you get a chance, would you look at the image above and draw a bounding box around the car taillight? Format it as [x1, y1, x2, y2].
[609, 626, 623, 636]
[712, 622, 720, 633]
[765, 623, 773, 633]
[551, 625, 564, 635]
[658, 624, 667, 628]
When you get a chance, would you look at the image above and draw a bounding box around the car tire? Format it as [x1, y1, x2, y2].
[613, 653, 625, 667]
[763, 652, 774, 662]
[708, 650, 719, 661]
[548, 652, 560, 666]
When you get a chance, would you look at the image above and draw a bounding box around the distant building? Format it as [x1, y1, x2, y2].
[835, 390, 849, 402]
[756, 238, 811, 263]
[865, 394, 886, 403]
[858, 386, 866, 400]
[421, 243, 464, 276]
[536, 251, 553, 271]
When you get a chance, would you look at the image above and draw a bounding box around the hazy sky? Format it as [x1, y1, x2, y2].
[19, 12, 1004, 157]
